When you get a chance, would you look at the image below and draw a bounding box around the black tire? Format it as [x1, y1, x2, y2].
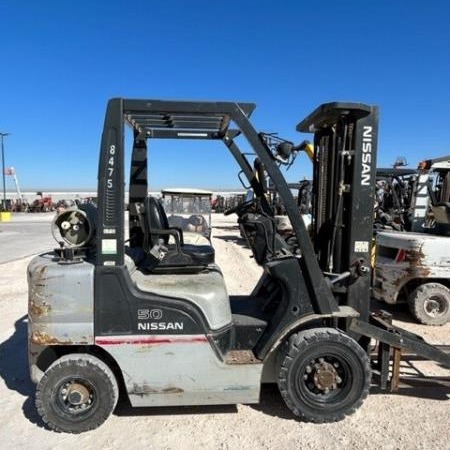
[408, 282, 450, 326]
[36, 354, 118, 433]
[278, 328, 371, 423]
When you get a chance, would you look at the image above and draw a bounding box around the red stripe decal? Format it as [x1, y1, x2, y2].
[95, 335, 208, 346]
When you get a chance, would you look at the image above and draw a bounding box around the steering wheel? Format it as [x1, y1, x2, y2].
[224, 199, 255, 216]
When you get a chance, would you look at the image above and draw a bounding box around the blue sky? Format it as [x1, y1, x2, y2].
[0, 1, 449, 191]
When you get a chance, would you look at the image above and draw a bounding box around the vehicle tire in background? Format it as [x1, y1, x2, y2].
[408, 282, 450, 326]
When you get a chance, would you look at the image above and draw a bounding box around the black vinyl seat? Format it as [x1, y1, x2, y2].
[145, 196, 215, 268]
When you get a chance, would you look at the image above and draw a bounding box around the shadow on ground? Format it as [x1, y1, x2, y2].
[115, 384, 291, 421]
[248, 384, 293, 420]
[252, 381, 450, 422]
[114, 398, 237, 417]
[213, 234, 248, 246]
[0, 315, 44, 428]
[371, 379, 450, 400]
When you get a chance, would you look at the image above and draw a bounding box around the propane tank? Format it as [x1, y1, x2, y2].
[52, 203, 97, 248]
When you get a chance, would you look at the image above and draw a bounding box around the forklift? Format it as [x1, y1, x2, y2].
[374, 156, 450, 324]
[28, 99, 450, 433]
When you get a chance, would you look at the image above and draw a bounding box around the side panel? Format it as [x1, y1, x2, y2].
[27, 254, 94, 346]
[132, 269, 232, 331]
[94, 266, 223, 337]
[96, 335, 263, 406]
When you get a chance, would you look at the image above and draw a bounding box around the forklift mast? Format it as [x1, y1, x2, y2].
[298, 103, 379, 321]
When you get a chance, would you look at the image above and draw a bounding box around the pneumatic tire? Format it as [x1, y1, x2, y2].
[408, 282, 450, 326]
[278, 328, 371, 423]
[36, 354, 118, 433]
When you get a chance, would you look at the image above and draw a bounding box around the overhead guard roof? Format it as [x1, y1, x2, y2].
[121, 99, 256, 139]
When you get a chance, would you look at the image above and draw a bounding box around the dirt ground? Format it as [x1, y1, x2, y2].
[1, 213, 450, 450]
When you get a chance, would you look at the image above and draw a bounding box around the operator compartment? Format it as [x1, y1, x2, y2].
[239, 212, 291, 265]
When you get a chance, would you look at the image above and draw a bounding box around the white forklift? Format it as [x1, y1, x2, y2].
[373, 156, 450, 325]
[28, 99, 450, 433]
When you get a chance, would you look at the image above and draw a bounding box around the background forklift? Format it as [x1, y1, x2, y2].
[28, 99, 450, 433]
[374, 156, 450, 324]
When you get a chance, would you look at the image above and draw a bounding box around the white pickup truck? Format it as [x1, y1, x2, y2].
[373, 230, 450, 325]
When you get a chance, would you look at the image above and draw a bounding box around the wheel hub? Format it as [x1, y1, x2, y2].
[307, 358, 342, 393]
[67, 383, 89, 406]
[59, 380, 94, 411]
[66, 383, 90, 405]
[425, 296, 446, 317]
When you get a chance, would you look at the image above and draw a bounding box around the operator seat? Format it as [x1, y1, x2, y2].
[145, 196, 215, 268]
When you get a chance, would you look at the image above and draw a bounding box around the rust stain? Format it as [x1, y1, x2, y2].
[30, 282, 51, 301]
[225, 350, 258, 364]
[163, 387, 184, 394]
[29, 299, 52, 317]
[406, 266, 431, 278]
[31, 331, 73, 345]
[381, 266, 431, 290]
[131, 383, 184, 396]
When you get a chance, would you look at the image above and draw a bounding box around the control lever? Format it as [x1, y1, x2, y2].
[149, 238, 168, 260]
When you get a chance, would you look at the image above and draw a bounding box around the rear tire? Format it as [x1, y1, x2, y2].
[278, 328, 371, 423]
[36, 354, 118, 433]
[408, 282, 450, 326]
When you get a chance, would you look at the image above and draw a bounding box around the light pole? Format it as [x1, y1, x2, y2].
[0, 132, 10, 211]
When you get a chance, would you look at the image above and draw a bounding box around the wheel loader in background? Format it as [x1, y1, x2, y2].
[27, 99, 450, 433]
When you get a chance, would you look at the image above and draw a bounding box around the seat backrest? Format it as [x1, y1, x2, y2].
[145, 196, 170, 245]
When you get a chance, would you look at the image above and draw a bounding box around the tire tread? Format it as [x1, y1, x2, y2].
[278, 328, 371, 423]
[35, 353, 118, 433]
[408, 282, 450, 326]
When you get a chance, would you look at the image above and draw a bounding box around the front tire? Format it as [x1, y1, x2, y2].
[278, 328, 371, 423]
[36, 354, 118, 433]
[408, 282, 450, 326]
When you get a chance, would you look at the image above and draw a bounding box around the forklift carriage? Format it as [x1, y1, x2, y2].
[27, 99, 450, 433]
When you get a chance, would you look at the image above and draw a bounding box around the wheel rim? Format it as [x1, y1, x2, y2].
[295, 353, 352, 407]
[56, 378, 97, 417]
[424, 295, 448, 318]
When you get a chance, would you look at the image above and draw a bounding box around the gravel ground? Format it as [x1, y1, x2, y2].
[0, 213, 449, 450]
